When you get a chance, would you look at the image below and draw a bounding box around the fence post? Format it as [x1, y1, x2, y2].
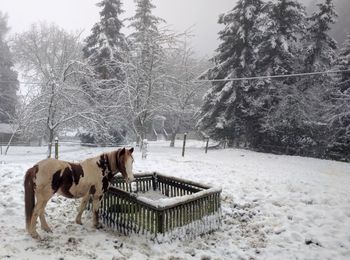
[142, 139, 148, 159]
[182, 133, 187, 157]
[54, 137, 59, 159]
[152, 172, 158, 191]
[205, 137, 209, 154]
[157, 211, 164, 234]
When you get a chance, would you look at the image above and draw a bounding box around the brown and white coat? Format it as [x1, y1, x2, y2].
[24, 147, 134, 239]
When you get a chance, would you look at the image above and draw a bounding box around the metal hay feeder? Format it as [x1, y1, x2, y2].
[97, 172, 222, 240]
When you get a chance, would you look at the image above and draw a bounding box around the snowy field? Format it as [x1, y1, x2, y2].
[0, 141, 350, 260]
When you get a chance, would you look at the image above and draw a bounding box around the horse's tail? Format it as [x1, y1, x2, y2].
[24, 165, 38, 230]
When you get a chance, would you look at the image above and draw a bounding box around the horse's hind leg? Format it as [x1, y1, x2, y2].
[39, 197, 52, 232]
[75, 193, 90, 225]
[29, 197, 46, 239]
[29, 188, 52, 238]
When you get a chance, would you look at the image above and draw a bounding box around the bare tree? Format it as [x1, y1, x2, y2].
[12, 23, 100, 156]
[163, 37, 210, 146]
[2, 92, 35, 154]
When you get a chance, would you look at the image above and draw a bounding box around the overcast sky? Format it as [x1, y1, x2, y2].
[1, 0, 235, 57]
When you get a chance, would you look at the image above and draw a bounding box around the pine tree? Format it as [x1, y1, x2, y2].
[257, 0, 308, 150]
[291, 0, 338, 156]
[257, 0, 307, 76]
[83, 0, 127, 81]
[82, 0, 129, 144]
[304, 0, 337, 72]
[197, 0, 264, 146]
[327, 33, 350, 160]
[127, 0, 166, 143]
[0, 12, 18, 123]
[334, 33, 350, 92]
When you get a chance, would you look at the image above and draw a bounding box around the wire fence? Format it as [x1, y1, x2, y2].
[1, 138, 348, 162]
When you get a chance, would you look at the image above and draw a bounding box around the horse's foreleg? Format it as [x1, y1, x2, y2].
[91, 196, 102, 228]
[75, 193, 90, 225]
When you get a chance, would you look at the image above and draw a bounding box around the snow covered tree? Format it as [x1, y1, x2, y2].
[82, 0, 130, 144]
[304, 0, 337, 72]
[83, 0, 127, 81]
[163, 37, 210, 147]
[326, 91, 350, 161]
[0, 12, 18, 123]
[287, 0, 338, 156]
[127, 0, 166, 143]
[197, 0, 264, 146]
[262, 0, 339, 156]
[13, 23, 98, 156]
[327, 32, 350, 160]
[257, 0, 307, 76]
[333, 33, 350, 93]
[257, 0, 309, 150]
[2, 92, 38, 154]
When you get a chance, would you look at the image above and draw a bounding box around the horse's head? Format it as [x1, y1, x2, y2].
[115, 147, 135, 184]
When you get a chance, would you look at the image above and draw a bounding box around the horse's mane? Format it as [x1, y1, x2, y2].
[98, 149, 124, 174]
[96, 148, 133, 177]
[108, 151, 117, 172]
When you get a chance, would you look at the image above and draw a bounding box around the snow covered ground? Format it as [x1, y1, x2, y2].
[0, 141, 350, 260]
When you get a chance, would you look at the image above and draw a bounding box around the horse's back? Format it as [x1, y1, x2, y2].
[34, 158, 69, 184]
[35, 157, 99, 198]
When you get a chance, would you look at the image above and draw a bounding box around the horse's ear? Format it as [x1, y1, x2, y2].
[120, 148, 126, 156]
[129, 147, 134, 154]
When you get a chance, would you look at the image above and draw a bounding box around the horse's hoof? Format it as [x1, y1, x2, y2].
[75, 219, 82, 225]
[42, 226, 52, 233]
[30, 232, 41, 240]
[94, 223, 103, 229]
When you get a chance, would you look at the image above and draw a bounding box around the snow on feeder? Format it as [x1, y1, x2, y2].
[98, 172, 222, 240]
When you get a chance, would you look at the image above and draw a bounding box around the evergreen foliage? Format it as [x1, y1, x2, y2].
[82, 0, 129, 144]
[197, 0, 264, 145]
[304, 0, 337, 72]
[0, 12, 18, 123]
[260, 0, 336, 152]
[83, 0, 127, 81]
[327, 33, 350, 160]
[257, 0, 306, 76]
[127, 0, 166, 142]
[333, 33, 350, 92]
[197, 0, 349, 161]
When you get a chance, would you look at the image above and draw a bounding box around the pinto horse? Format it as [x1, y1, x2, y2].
[24, 147, 135, 239]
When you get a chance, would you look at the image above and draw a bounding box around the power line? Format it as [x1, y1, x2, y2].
[194, 69, 350, 83]
[0, 69, 349, 85]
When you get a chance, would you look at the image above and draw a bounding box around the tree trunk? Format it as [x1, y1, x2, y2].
[4, 131, 17, 155]
[136, 135, 141, 147]
[47, 129, 54, 158]
[140, 130, 146, 150]
[170, 132, 176, 147]
[170, 116, 180, 147]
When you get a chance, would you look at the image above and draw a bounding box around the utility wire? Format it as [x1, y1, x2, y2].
[194, 69, 350, 83]
[0, 69, 349, 85]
